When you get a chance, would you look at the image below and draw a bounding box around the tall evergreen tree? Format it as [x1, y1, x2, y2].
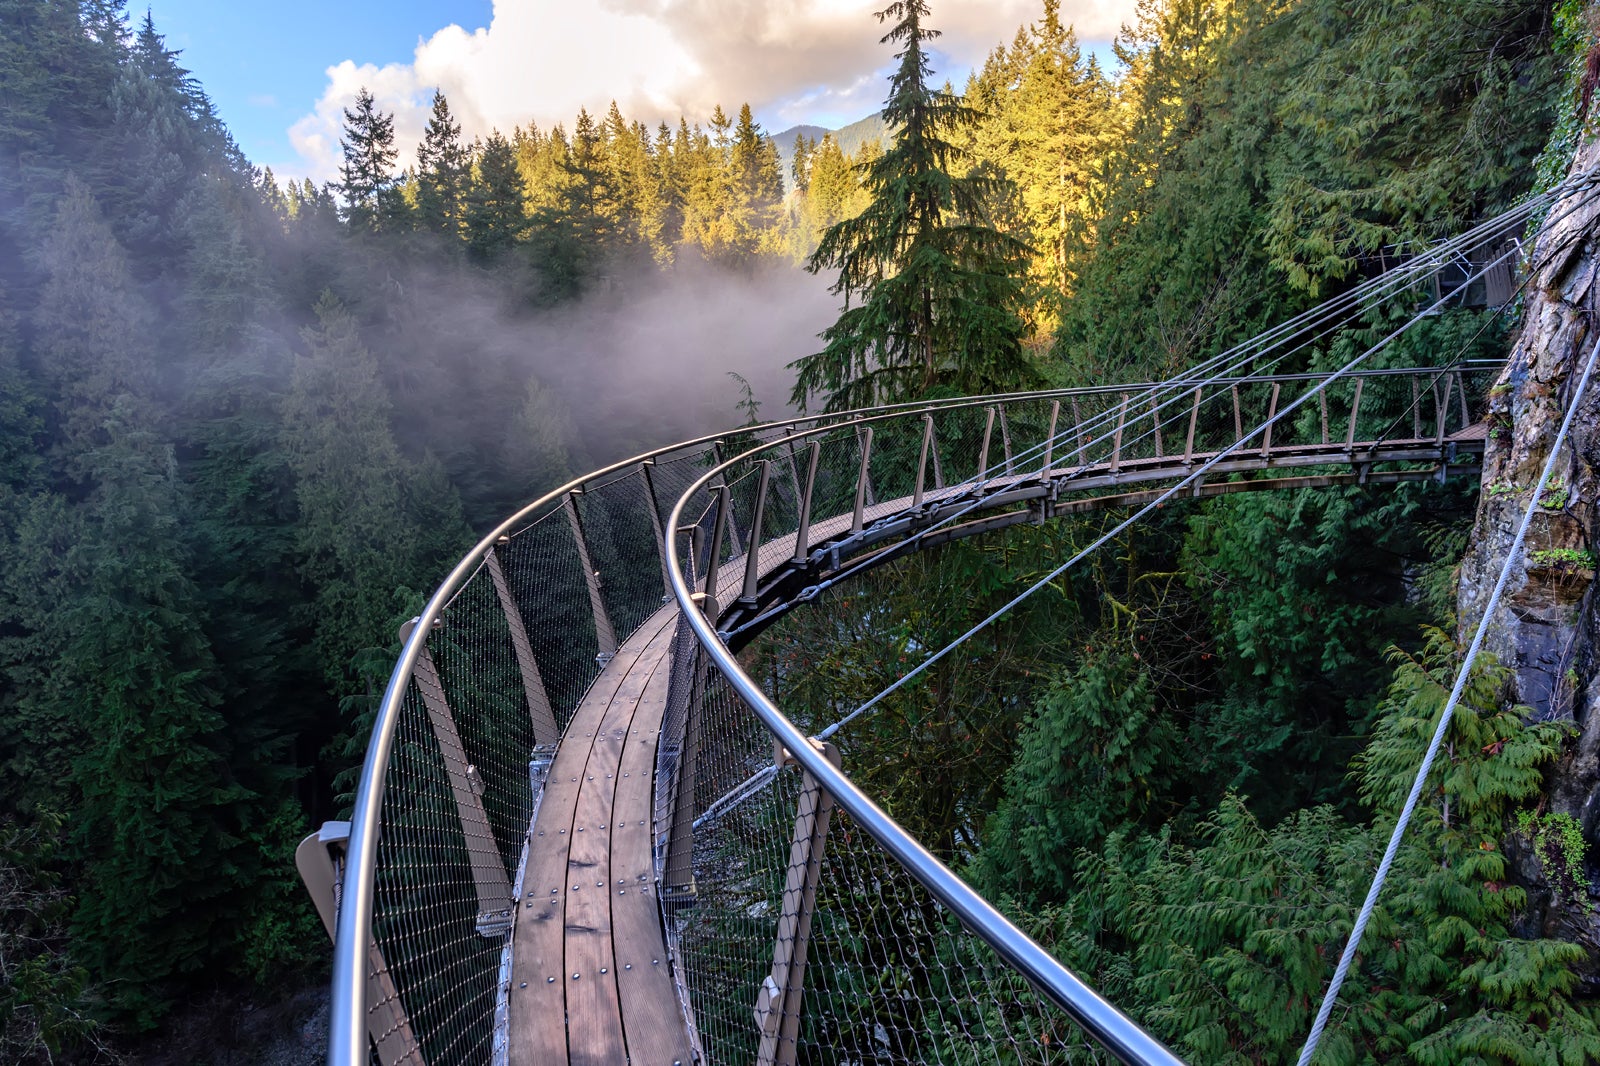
[415, 89, 469, 240]
[337, 87, 403, 233]
[465, 131, 526, 261]
[792, 1, 1036, 411]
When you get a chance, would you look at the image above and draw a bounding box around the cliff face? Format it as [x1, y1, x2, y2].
[1457, 130, 1600, 977]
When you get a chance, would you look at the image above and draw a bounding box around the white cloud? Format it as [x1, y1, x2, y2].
[286, 0, 1138, 183]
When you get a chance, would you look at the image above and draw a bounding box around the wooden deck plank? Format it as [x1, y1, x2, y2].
[563, 627, 674, 1066]
[509, 610, 677, 1066]
[612, 659, 694, 1066]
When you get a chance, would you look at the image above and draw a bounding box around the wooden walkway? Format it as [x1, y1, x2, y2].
[508, 606, 693, 1066]
[501, 422, 1487, 1066]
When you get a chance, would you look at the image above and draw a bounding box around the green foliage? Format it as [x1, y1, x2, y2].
[1529, 547, 1596, 570]
[979, 650, 1180, 902]
[0, 812, 107, 1064]
[1518, 810, 1592, 913]
[792, 0, 1038, 412]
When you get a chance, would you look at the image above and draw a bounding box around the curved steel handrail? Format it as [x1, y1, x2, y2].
[661, 410, 1204, 1065]
[328, 378, 1240, 1063]
[331, 362, 1481, 1065]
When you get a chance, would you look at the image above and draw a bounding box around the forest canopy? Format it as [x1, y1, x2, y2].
[1, 0, 1595, 1061]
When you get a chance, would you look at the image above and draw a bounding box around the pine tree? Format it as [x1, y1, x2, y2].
[337, 87, 403, 233]
[792, 1, 1036, 412]
[415, 89, 469, 240]
[465, 131, 525, 261]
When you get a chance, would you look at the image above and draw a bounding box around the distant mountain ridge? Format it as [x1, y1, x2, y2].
[769, 113, 891, 192]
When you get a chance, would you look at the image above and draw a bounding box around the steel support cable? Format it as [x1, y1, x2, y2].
[814, 245, 1520, 745]
[1295, 331, 1600, 1066]
[813, 176, 1600, 741]
[792, 204, 1550, 595]
[665, 486, 1188, 1066]
[697, 237, 1539, 828]
[1362, 177, 1600, 449]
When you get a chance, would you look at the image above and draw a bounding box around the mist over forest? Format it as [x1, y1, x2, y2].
[4, 0, 1600, 1062]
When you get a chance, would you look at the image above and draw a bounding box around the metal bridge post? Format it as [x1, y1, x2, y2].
[1149, 396, 1163, 458]
[914, 414, 934, 509]
[741, 460, 773, 605]
[858, 427, 877, 510]
[792, 442, 821, 565]
[641, 459, 674, 601]
[402, 619, 514, 937]
[296, 824, 424, 1066]
[755, 740, 844, 1066]
[1261, 383, 1281, 459]
[562, 492, 619, 661]
[978, 407, 995, 478]
[852, 427, 874, 534]
[704, 484, 731, 601]
[484, 543, 559, 746]
[1111, 394, 1128, 475]
[1346, 377, 1364, 450]
[1230, 385, 1243, 444]
[1043, 401, 1060, 478]
[1184, 388, 1200, 464]
[998, 403, 1015, 474]
[1432, 376, 1446, 444]
[663, 595, 714, 909]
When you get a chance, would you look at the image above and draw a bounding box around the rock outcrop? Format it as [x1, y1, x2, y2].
[1457, 129, 1600, 982]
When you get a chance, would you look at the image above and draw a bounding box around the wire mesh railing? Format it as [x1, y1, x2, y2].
[657, 361, 1495, 1066]
[319, 349, 1497, 1066]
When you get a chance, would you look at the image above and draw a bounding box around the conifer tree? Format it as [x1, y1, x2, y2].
[793, 1, 1035, 411]
[415, 89, 469, 240]
[465, 131, 525, 261]
[337, 87, 403, 233]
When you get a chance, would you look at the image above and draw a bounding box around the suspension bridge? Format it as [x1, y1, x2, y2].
[302, 177, 1600, 1065]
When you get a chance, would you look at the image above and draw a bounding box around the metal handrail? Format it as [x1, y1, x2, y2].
[664, 419, 1190, 1066]
[331, 363, 1481, 1065]
[328, 379, 1233, 1064]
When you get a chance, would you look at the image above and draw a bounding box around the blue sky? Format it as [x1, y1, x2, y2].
[137, 0, 1131, 181]
[144, 1, 493, 171]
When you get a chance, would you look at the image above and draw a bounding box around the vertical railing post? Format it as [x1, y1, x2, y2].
[1346, 377, 1365, 450]
[1319, 389, 1330, 445]
[851, 427, 874, 534]
[998, 403, 1015, 475]
[914, 414, 934, 509]
[1111, 394, 1128, 475]
[978, 407, 995, 480]
[1149, 396, 1164, 458]
[755, 741, 844, 1066]
[403, 619, 514, 937]
[1433, 375, 1447, 444]
[1184, 388, 1201, 464]
[663, 597, 714, 909]
[1261, 382, 1281, 459]
[563, 491, 619, 661]
[1231, 385, 1243, 443]
[484, 543, 559, 745]
[641, 459, 673, 601]
[792, 441, 821, 565]
[704, 484, 731, 600]
[1042, 400, 1060, 478]
[741, 460, 773, 605]
[296, 826, 424, 1066]
[855, 426, 876, 510]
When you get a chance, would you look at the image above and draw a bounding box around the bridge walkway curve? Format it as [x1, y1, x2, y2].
[502, 419, 1488, 1066]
